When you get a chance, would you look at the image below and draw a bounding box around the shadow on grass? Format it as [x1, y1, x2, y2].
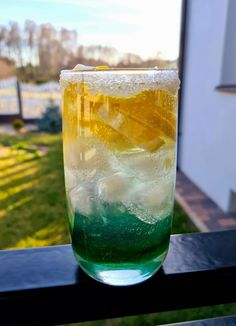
[0, 133, 70, 249]
[0, 153, 20, 160]
[0, 161, 39, 182]
[0, 171, 42, 192]
[0, 156, 37, 173]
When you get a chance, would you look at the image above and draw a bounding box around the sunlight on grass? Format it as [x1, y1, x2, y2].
[0, 161, 39, 182]
[0, 210, 6, 218]
[0, 160, 39, 181]
[6, 195, 33, 213]
[13, 223, 68, 249]
[0, 151, 37, 169]
[0, 196, 32, 219]
[0, 178, 40, 201]
[0, 133, 70, 250]
[0, 165, 39, 187]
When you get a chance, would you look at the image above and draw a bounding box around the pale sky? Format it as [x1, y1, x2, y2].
[1, 0, 182, 60]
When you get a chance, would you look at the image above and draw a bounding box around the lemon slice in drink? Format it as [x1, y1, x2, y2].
[73, 64, 109, 71]
[90, 89, 176, 152]
[63, 67, 177, 153]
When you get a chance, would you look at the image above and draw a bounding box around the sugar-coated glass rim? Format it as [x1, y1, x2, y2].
[61, 68, 178, 74]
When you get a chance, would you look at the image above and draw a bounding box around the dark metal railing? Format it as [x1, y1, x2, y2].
[0, 230, 236, 325]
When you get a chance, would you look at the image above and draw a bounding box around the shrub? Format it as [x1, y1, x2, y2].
[37, 100, 62, 134]
[12, 119, 24, 131]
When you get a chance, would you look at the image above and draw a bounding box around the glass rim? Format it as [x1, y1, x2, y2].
[60, 67, 178, 74]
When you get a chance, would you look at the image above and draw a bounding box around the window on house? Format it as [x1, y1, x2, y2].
[228, 190, 236, 213]
[217, 0, 236, 92]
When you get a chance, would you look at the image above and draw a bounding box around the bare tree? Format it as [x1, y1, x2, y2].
[6, 22, 23, 66]
[0, 20, 175, 81]
[59, 27, 77, 67]
[24, 20, 37, 65]
[117, 52, 143, 67]
[80, 45, 118, 65]
[38, 23, 56, 74]
[0, 26, 7, 57]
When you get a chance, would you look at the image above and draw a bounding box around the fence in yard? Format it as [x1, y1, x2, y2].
[0, 77, 60, 123]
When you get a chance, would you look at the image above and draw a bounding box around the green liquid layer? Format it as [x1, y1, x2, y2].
[70, 202, 172, 267]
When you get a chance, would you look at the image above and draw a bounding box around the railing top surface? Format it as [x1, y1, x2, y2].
[166, 315, 236, 326]
[1, 230, 236, 294]
[0, 230, 236, 325]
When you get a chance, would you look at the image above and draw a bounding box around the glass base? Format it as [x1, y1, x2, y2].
[76, 253, 166, 286]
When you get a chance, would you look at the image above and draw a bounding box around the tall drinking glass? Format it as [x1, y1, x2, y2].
[60, 68, 180, 286]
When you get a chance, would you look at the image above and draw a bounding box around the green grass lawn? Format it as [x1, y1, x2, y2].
[0, 132, 69, 249]
[0, 132, 235, 325]
[0, 132, 195, 249]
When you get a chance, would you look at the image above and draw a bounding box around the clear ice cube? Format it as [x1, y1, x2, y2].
[97, 172, 133, 203]
[70, 185, 93, 216]
[135, 178, 174, 211]
[125, 177, 174, 224]
[114, 146, 175, 184]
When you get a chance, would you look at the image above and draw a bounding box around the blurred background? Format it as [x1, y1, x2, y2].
[0, 0, 181, 120]
[0, 0, 236, 325]
[0, 0, 182, 248]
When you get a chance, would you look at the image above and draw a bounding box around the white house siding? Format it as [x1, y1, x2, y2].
[179, 0, 236, 212]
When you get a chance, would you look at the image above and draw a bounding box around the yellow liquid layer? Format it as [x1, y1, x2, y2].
[62, 82, 177, 153]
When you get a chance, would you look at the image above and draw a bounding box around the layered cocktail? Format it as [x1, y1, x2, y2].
[60, 68, 179, 285]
